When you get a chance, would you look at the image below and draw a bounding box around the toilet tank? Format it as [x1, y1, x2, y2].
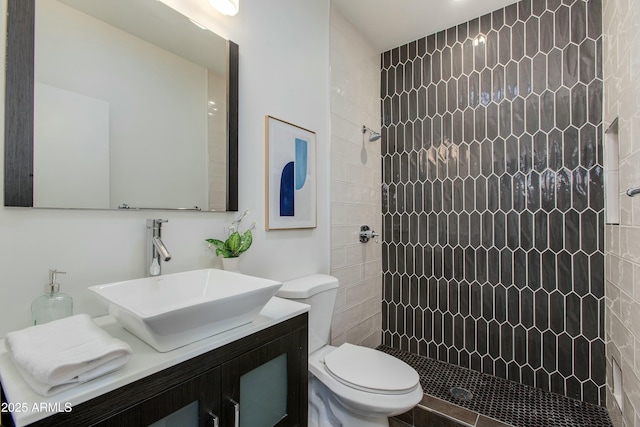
[276, 274, 339, 354]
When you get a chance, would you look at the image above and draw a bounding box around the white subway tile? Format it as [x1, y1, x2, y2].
[620, 258, 636, 297]
[331, 264, 363, 288]
[607, 280, 622, 319]
[346, 281, 374, 308]
[329, 4, 381, 347]
[331, 247, 346, 269]
[611, 313, 635, 365]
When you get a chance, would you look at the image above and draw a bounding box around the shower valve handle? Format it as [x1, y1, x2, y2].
[359, 225, 379, 243]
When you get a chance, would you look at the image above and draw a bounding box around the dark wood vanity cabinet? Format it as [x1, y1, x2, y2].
[1, 313, 308, 427]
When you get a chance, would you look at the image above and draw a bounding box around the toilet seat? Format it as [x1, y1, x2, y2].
[309, 345, 425, 419]
[323, 343, 420, 395]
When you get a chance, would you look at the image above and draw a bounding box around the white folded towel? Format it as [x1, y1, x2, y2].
[5, 314, 132, 396]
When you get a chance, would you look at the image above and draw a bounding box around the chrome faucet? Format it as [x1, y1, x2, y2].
[146, 219, 171, 276]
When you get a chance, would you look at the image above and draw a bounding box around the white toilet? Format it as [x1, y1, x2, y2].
[277, 274, 424, 427]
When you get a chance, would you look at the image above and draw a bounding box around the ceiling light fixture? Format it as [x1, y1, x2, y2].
[208, 0, 239, 16]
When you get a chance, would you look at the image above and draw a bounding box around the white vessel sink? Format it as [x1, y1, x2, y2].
[89, 269, 282, 352]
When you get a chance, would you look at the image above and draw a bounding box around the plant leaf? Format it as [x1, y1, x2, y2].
[206, 238, 232, 258]
[237, 230, 253, 255]
[226, 231, 242, 254]
[205, 238, 227, 251]
[216, 247, 233, 258]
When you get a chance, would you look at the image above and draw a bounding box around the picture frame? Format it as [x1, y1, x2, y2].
[265, 116, 317, 230]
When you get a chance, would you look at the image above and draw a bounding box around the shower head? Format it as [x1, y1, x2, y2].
[369, 132, 381, 142]
[362, 125, 381, 142]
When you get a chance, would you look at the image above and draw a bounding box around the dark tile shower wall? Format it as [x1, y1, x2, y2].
[380, 0, 605, 405]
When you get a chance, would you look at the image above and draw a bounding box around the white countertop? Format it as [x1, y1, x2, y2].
[0, 297, 309, 426]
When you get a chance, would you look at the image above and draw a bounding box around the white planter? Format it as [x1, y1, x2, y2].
[221, 257, 240, 272]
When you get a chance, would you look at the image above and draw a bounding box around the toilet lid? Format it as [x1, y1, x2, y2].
[323, 343, 419, 395]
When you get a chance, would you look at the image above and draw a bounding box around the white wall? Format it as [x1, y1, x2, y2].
[329, 6, 382, 348]
[0, 0, 331, 337]
[603, 0, 640, 426]
[208, 71, 227, 212]
[34, 83, 111, 209]
[36, 0, 208, 210]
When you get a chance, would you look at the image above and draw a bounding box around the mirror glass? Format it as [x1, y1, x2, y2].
[8, 0, 237, 211]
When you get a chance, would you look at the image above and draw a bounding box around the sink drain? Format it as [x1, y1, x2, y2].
[450, 387, 473, 401]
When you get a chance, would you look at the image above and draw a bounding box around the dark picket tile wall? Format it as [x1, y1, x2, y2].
[380, 0, 605, 405]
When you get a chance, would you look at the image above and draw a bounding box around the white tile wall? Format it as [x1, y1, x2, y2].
[329, 5, 382, 348]
[604, 0, 640, 425]
[207, 71, 227, 211]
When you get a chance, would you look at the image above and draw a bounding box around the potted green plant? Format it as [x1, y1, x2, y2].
[206, 210, 255, 272]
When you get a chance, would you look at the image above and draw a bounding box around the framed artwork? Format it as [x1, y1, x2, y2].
[265, 116, 317, 230]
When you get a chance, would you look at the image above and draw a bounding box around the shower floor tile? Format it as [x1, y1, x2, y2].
[379, 346, 613, 427]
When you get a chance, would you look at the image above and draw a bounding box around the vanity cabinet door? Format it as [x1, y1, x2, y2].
[221, 329, 307, 427]
[92, 367, 221, 427]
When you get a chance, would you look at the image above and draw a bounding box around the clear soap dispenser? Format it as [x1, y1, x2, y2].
[31, 270, 73, 325]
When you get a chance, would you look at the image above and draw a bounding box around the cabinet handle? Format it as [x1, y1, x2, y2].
[208, 411, 219, 427]
[229, 399, 240, 427]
